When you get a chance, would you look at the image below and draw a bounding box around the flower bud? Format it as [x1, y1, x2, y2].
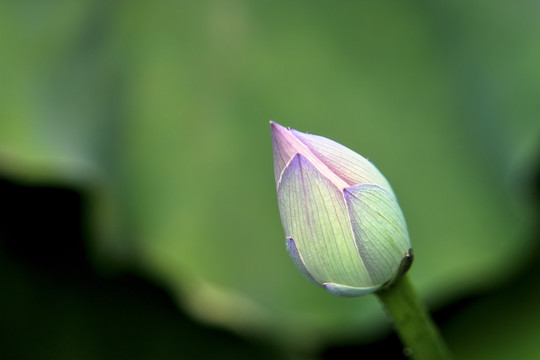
[270, 121, 412, 296]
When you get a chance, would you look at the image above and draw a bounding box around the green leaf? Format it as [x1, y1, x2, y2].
[0, 0, 539, 354]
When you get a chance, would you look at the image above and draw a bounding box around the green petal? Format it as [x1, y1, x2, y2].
[285, 236, 320, 286]
[323, 282, 381, 297]
[344, 185, 411, 285]
[277, 154, 372, 288]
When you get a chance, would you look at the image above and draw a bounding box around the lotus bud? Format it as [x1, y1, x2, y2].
[270, 121, 412, 297]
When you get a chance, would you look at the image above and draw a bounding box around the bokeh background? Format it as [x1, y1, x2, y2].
[1, 1, 540, 359]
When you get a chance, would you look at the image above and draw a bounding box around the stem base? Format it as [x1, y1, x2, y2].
[376, 275, 452, 359]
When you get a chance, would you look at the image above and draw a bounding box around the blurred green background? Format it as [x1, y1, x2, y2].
[1, 1, 539, 359]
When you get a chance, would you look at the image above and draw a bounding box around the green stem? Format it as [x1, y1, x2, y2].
[376, 274, 452, 359]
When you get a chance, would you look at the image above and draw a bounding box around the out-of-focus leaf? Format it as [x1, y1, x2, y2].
[0, 0, 539, 352]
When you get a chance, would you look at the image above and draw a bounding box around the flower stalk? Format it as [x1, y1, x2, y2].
[376, 274, 452, 359]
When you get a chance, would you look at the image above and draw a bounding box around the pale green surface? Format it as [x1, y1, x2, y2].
[0, 0, 539, 354]
[278, 154, 373, 289]
[345, 185, 410, 285]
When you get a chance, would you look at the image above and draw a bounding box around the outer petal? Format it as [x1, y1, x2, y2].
[323, 282, 380, 297]
[344, 185, 411, 285]
[271, 122, 301, 186]
[291, 129, 393, 192]
[271, 121, 348, 190]
[285, 236, 320, 286]
[277, 154, 372, 288]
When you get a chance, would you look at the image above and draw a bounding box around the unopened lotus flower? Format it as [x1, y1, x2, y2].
[271, 121, 412, 297]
